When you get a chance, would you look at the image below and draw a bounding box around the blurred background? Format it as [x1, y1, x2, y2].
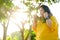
[0, 0, 60, 40]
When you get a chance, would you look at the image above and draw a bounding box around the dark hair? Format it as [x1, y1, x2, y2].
[40, 5, 53, 18]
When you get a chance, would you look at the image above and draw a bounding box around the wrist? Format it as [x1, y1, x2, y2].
[45, 16, 49, 20]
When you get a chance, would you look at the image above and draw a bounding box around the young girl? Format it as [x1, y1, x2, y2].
[32, 5, 58, 40]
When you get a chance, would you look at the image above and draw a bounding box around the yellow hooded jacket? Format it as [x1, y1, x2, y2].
[33, 16, 58, 40]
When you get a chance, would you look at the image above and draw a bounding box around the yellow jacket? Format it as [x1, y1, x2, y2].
[33, 16, 58, 40]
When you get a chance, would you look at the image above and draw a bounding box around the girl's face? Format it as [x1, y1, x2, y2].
[40, 7, 45, 16]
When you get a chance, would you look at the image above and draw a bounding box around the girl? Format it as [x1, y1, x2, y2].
[32, 5, 58, 40]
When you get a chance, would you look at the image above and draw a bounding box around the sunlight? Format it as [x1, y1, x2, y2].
[7, 19, 20, 35]
[7, 8, 29, 36]
[0, 0, 60, 39]
[0, 0, 29, 38]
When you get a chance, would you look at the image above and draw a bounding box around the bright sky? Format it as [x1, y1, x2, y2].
[0, 0, 60, 39]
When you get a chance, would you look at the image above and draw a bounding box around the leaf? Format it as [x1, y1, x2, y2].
[48, 0, 51, 3]
[48, 0, 52, 5]
[29, 6, 35, 10]
[24, 29, 29, 40]
[28, 0, 32, 1]
[52, 0, 56, 3]
[36, 0, 40, 3]
[23, 1, 30, 6]
[40, 0, 44, 2]
[31, 31, 36, 40]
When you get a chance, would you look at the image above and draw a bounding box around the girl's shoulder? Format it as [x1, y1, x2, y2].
[50, 16, 58, 25]
[50, 16, 56, 20]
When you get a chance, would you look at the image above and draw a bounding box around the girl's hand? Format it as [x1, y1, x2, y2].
[46, 19, 52, 28]
[44, 12, 54, 32]
[44, 12, 49, 19]
[33, 14, 37, 19]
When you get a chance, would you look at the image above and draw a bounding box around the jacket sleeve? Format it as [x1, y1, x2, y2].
[50, 16, 58, 31]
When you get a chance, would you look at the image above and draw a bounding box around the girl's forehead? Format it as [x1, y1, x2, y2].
[40, 7, 42, 9]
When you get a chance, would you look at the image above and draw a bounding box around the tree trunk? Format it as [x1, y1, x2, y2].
[3, 27, 7, 40]
[20, 30, 24, 40]
[20, 22, 24, 40]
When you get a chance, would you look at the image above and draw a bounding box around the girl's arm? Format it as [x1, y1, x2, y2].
[44, 12, 52, 29]
[32, 15, 37, 33]
[46, 19, 52, 28]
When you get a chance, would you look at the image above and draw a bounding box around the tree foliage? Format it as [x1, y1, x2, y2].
[0, 0, 13, 22]
[23, 0, 60, 12]
[0, 0, 14, 40]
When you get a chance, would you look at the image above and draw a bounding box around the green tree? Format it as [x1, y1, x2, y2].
[11, 31, 22, 40]
[13, 20, 25, 40]
[0, 0, 13, 40]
